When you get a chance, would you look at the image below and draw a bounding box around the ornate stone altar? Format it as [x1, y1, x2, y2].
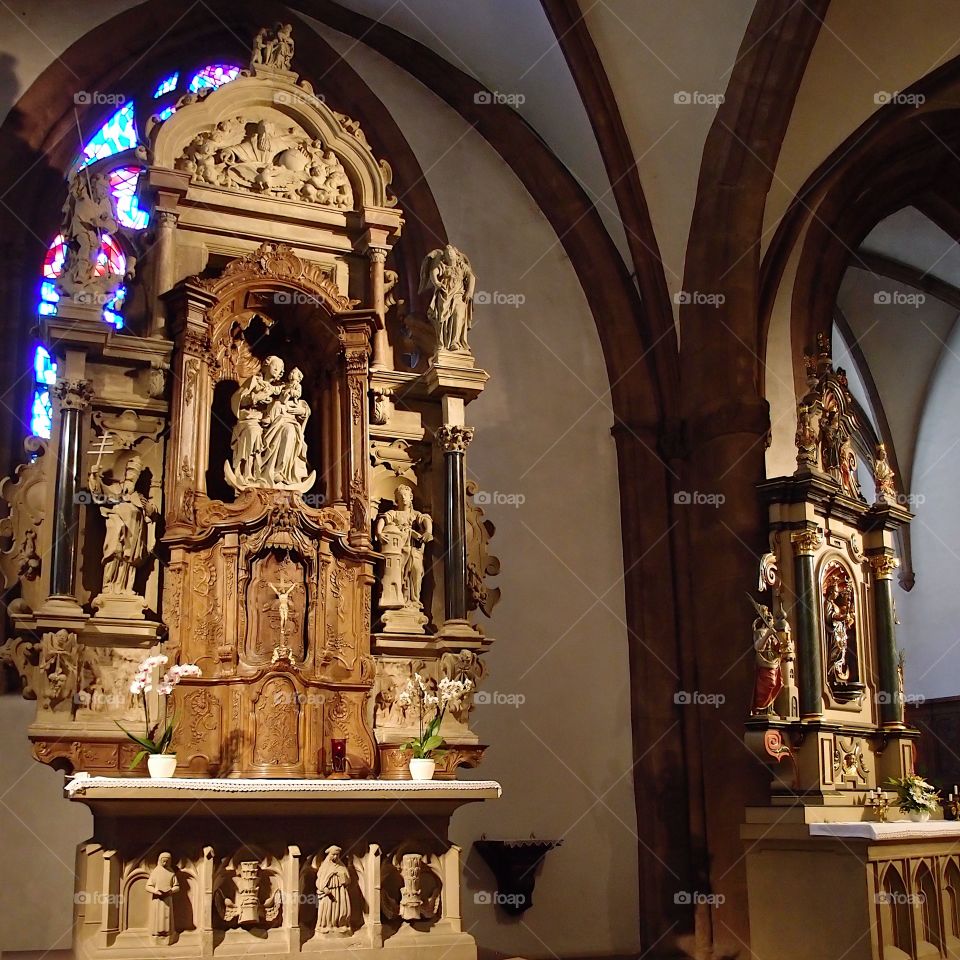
[0, 26, 501, 960]
[742, 335, 942, 960]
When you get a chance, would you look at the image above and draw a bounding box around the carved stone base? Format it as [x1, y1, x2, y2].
[68, 779, 498, 960]
[436, 619, 484, 641]
[92, 590, 149, 619]
[379, 605, 428, 635]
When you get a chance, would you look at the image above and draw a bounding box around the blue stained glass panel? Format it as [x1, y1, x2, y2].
[34, 346, 57, 385]
[31, 388, 53, 439]
[78, 102, 137, 169]
[153, 73, 178, 98]
[108, 166, 149, 230]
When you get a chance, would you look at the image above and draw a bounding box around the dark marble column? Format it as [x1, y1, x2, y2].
[791, 527, 824, 720]
[871, 554, 904, 727]
[49, 379, 90, 598]
[436, 424, 473, 622]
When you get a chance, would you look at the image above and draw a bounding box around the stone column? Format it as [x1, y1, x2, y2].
[150, 210, 179, 337]
[436, 424, 474, 623]
[49, 377, 91, 599]
[368, 248, 391, 371]
[870, 553, 904, 727]
[791, 527, 824, 720]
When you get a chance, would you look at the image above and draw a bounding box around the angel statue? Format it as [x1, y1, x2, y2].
[419, 244, 476, 354]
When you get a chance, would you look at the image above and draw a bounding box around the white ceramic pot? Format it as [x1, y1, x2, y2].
[908, 809, 931, 822]
[408, 758, 436, 781]
[147, 754, 177, 779]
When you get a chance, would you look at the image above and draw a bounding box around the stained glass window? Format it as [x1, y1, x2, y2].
[38, 233, 126, 327]
[188, 64, 240, 92]
[153, 72, 178, 98]
[155, 105, 176, 123]
[78, 102, 137, 169]
[108, 166, 149, 230]
[30, 346, 57, 438]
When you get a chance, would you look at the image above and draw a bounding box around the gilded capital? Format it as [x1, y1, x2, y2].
[790, 527, 823, 555]
[869, 554, 900, 580]
[437, 424, 474, 453]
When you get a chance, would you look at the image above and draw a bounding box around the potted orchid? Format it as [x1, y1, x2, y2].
[887, 775, 941, 822]
[397, 673, 473, 781]
[117, 654, 201, 778]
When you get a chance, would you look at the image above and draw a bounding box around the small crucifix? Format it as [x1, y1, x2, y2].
[269, 578, 297, 665]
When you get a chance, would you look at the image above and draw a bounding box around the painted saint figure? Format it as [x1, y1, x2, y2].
[750, 601, 784, 716]
[88, 456, 157, 596]
[315, 846, 352, 936]
[145, 852, 179, 941]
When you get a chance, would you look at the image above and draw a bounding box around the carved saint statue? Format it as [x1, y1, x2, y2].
[225, 357, 315, 493]
[315, 846, 352, 936]
[252, 23, 295, 71]
[873, 442, 897, 504]
[375, 485, 433, 610]
[749, 601, 784, 717]
[794, 402, 819, 471]
[88, 456, 158, 596]
[419, 245, 476, 354]
[825, 578, 855, 686]
[59, 171, 123, 297]
[145, 853, 179, 941]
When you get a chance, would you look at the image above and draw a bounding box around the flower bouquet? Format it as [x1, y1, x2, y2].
[117, 654, 201, 777]
[397, 673, 472, 780]
[887, 775, 940, 822]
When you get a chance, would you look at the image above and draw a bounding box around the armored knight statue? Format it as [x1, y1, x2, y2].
[419, 245, 476, 354]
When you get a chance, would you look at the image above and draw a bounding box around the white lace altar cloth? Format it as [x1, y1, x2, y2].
[65, 774, 502, 797]
[809, 821, 960, 841]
